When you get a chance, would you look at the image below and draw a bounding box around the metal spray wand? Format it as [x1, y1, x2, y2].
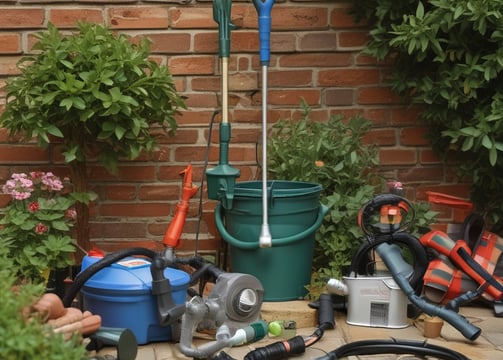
[253, 0, 275, 248]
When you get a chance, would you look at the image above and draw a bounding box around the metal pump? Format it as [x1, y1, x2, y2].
[177, 259, 265, 359]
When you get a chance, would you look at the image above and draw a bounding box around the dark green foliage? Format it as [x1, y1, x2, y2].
[351, 0, 503, 231]
[1, 22, 185, 172]
[0, 252, 86, 359]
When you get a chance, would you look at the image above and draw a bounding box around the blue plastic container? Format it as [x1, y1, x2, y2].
[80, 255, 189, 344]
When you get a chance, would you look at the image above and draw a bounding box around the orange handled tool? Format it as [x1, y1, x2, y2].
[163, 164, 199, 249]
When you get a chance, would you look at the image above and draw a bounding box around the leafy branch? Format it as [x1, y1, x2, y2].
[351, 0, 503, 230]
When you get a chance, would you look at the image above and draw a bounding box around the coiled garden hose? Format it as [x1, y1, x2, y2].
[348, 231, 429, 295]
[315, 338, 470, 360]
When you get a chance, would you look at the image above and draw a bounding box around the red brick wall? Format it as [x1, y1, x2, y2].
[0, 0, 470, 257]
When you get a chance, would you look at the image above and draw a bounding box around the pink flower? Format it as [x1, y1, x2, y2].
[35, 223, 48, 234]
[2, 173, 34, 200]
[41, 172, 64, 192]
[28, 202, 39, 212]
[65, 208, 77, 220]
[12, 190, 32, 200]
[387, 180, 403, 189]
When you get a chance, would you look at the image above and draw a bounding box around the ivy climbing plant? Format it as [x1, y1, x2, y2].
[351, 0, 503, 231]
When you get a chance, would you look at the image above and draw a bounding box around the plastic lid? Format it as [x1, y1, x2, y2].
[81, 256, 190, 292]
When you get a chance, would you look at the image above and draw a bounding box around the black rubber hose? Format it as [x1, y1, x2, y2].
[359, 194, 415, 236]
[376, 243, 481, 341]
[315, 339, 471, 360]
[177, 255, 225, 279]
[175, 255, 226, 293]
[349, 232, 429, 294]
[62, 247, 158, 307]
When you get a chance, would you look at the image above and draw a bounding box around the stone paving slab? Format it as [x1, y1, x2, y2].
[95, 304, 503, 359]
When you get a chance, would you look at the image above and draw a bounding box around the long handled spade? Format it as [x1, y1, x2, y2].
[253, 0, 275, 248]
[206, 0, 240, 210]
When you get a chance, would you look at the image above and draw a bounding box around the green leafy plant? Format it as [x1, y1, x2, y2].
[267, 103, 380, 296]
[0, 172, 79, 282]
[0, 252, 86, 359]
[350, 0, 503, 232]
[267, 103, 437, 298]
[0, 22, 186, 256]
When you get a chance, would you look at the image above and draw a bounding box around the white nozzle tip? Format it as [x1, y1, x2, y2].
[259, 225, 272, 248]
[259, 235, 272, 248]
[229, 329, 247, 346]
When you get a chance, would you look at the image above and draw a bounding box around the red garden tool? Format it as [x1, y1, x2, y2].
[163, 164, 199, 250]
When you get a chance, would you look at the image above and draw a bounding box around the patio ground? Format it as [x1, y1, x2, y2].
[93, 301, 503, 360]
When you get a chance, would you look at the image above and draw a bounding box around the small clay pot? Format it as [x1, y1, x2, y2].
[424, 316, 444, 338]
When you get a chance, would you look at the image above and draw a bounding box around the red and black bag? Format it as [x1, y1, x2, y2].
[420, 192, 503, 316]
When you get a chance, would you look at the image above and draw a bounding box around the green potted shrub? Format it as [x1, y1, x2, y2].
[0, 22, 186, 258]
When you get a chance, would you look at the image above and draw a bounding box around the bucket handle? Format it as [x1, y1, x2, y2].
[215, 203, 329, 250]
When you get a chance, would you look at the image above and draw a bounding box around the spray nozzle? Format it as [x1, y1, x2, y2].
[326, 278, 348, 296]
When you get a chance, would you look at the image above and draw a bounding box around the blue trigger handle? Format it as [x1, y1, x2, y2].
[253, 0, 275, 65]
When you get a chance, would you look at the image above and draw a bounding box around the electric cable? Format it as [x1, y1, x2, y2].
[244, 335, 306, 360]
[194, 109, 219, 256]
[214, 336, 471, 360]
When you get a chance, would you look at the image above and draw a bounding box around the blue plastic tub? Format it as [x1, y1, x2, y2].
[80, 255, 189, 344]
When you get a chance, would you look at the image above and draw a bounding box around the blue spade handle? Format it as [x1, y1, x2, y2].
[253, 0, 275, 65]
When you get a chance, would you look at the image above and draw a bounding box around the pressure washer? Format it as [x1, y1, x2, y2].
[327, 192, 429, 328]
[328, 187, 483, 341]
[63, 164, 267, 360]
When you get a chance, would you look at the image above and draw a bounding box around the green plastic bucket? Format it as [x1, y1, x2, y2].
[215, 180, 328, 301]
